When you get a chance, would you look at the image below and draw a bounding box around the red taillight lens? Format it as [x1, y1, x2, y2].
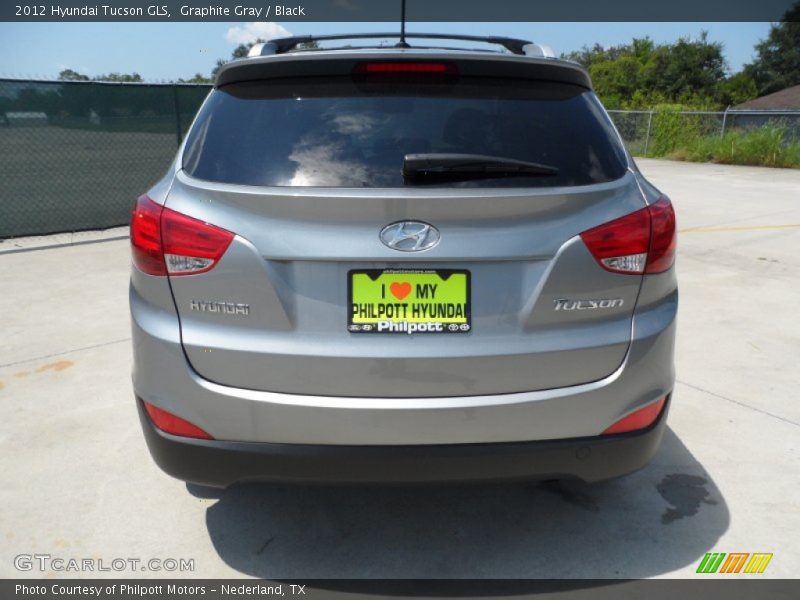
[580, 196, 676, 275]
[142, 401, 213, 439]
[353, 61, 456, 75]
[130, 195, 234, 276]
[602, 396, 667, 435]
[580, 206, 650, 274]
[645, 197, 677, 273]
[131, 195, 167, 276]
[161, 205, 234, 276]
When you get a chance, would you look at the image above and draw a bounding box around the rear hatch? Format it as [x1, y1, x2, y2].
[164, 55, 645, 397]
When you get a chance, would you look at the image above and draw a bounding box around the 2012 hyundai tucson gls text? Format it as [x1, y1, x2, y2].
[129, 34, 677, 487]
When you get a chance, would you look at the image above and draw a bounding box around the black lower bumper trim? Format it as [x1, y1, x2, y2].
[137, 398, 669, 488]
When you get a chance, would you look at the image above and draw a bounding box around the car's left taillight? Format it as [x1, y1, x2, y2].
[130, 195, 234, 276]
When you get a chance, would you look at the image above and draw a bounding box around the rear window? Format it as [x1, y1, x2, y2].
[183, 77, 628, 188]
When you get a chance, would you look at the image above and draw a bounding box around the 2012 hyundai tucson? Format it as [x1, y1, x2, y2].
[129, 33, 677, 487]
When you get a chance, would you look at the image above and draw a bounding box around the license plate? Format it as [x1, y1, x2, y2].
[348, 269, 471, 334]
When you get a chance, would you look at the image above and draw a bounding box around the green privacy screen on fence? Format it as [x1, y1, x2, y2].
[0, 78, 210, 238]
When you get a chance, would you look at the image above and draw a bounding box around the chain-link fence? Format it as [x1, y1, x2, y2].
[0, 78, 210, 238]
[1, 77, 799, 239]
[608, 109, 800, 158]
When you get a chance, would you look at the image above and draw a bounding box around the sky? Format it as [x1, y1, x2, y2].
[0, 21, 772, 81]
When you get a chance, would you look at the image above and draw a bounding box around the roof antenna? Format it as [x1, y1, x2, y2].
[396, 0, 410, 48]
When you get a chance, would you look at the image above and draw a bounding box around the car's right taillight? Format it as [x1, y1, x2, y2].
[580, 196, 676, 275]
[130, 195, 234, 276]
[644, 197, 677, 273]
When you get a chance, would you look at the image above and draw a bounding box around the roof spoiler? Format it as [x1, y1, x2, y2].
[216, 52, 591, 89]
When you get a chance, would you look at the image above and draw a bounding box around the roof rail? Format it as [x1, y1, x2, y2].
[248, 33, 538, 57]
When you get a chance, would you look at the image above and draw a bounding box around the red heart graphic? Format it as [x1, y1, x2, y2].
[390, 282, 412, 301]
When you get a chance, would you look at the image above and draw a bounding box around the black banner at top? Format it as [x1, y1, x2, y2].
[2, 0, 799, 22]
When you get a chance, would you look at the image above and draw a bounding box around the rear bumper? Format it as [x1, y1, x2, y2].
[138, 396, 669, 488]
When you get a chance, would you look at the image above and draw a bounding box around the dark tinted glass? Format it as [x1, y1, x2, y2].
[183, 77, 627, 188]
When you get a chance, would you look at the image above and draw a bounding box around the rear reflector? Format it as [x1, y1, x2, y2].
[130, 195, 234, 276]
[602, 396, 667, 435]
[142, 401, 213, 439]
[353, 61, 456, 75]
[580, 196, 676, 275]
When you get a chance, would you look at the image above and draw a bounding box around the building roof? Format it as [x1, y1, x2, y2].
[733, 84, 800, 110]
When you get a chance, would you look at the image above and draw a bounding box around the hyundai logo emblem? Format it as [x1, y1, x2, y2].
[380, 221, 440, 252]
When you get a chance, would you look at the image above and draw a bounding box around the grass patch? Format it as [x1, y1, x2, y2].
[668, 126, 800, 168]
[648, 107, 703, 156]
[660, 125, 800, 168]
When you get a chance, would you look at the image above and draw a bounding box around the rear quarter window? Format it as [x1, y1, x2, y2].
[182, 76, 628, 188]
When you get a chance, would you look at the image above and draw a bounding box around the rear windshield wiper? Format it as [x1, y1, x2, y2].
[403, 153, 559, 183]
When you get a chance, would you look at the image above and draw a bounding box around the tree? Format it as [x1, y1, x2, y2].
[178, 73, 213, 84]
[641, 33, 726, 103]
[58, 69, 146, 83]
[744, 3, 800, 95]
[58, 69, 89, 81]
[563, 33, 730, 109]
[717, 72, 759, 107]
[589, 55, 643, 108]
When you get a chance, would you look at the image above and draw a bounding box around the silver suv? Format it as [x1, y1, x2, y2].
[130, 34, 677, 487]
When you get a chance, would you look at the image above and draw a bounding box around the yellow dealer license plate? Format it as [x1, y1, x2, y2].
[348, 269, 471, 334]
